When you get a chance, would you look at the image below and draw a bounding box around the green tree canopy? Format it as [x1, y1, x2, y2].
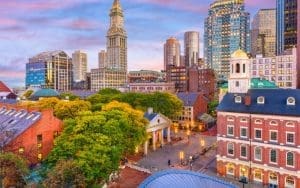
[46, 101, 147, 185]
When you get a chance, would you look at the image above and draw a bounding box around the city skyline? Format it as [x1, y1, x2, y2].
[0, 0, 275, 87]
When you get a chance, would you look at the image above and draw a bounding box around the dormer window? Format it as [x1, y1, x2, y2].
[257, 96, 265, 104]
[235, 96, 242, 103]
[287, 97, 295, 106]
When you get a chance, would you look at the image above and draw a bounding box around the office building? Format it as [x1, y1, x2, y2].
[184, 31, 199, 67]
[276, 0, 298, 55]
[164, 37, 180, 71]
[72, 50, 87, 82]
[98, 50, 107, 68]
[26, 51, 72, 91]
[128, 70, 165, 83]
[128, 82, 175, 93]
[204, 0, 250, 80]
[251, 9, 276, 57]
[217, 49, 300, 187]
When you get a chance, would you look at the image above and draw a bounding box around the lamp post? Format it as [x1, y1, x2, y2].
[200, 138, 205, 154]
[186, 130, 191, 143]
[239, 167, 248, 188]
[189, 156, 193, 170]
[179, 151, 184, 165]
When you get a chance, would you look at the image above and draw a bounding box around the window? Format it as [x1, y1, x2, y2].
[18, 147, 24, 154]
[240, 145, 247, 158]
[240, 118, 247, 122]
[37, 134, 42, 142]
[227, 125, 234, 136]
[227, 116, 234, 121]
[269, 120, 278, 126]
[269, 173, 278, 184]
[254, 169, 262, 181]
[286, 133, 295, 144]
[286, 152, 294, 167]
[236, 63, 240, 73]
[287, 97, 295, 105]
[255, 119, 262, 124]
[270, 131, 277, 142]
[254, 147, 262, 161]
[286, 122, 295, 127]
[270, 149, 277, 163]
[243, 64, 246, 73]
[38, 153, 42, 161]
[226, 164, 235, 175]
[235, 81, 240, 87]
[227, 143, 234, 156]
[285, 176, 295, 188]
[240, 127, 247, 138]
[235, 96, 241, 103]
[255, 129, 262, 140]
[257, 96, 265, 104]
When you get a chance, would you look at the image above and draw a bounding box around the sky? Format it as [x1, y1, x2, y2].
[0, 0, 275, 87]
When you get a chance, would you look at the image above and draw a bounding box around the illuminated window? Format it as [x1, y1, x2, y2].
[285, 176, 295, 188]
[18, 147, 24, 154]
[38, 153, 42, 161]
[254, 169, 262, 181]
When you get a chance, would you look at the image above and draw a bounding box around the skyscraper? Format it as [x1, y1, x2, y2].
[251, 9, 276, 57]
[72, 50, 87, 82]
[98, 50, 107, 68]
[164, 37, 181, 71]
[276, 0, 298, 55]
[184, 31, 199, 67]
[298, 0, 300, 88]
[26, 51, 72, 91]
[91, 0, 127, 91]
[204, 0, 250, 80]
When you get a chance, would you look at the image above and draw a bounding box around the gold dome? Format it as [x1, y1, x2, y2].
[231, 49, 248, 59]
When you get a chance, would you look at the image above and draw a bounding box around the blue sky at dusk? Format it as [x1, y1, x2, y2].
[0, 0, 275, 87]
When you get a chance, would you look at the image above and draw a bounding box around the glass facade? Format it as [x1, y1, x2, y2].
[204, 0, 250, 80]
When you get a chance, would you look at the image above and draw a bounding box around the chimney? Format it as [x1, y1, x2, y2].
[244, 95, 251, 106]
[147, 107, 153, 114]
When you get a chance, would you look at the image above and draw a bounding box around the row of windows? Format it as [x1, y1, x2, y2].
[226, 117, 296, 127]
[226, 143, 295, 167]
[227, 125, 296, 144]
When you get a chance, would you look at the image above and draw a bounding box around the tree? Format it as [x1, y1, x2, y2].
[44, 160, 86, 188]
[23, 90, 33, 99]
[60, 92, 80, 101]
[208, 100, 219, 117]
[45, 102, 147, 185]
[53, 100, 91, 120]
[0, 152, 29, 188]
[38, 97, 60, 110]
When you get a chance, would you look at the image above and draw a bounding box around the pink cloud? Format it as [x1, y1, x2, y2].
[66, 19, 101, 30]
[0, 18, 18, 27]
[245, 0, 275, 7]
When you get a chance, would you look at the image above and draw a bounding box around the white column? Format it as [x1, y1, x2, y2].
[161, 129, 164, 146]
[167, 127, 171, 143]
[144, 140, 148, 155]
[152, 131, 156, 150]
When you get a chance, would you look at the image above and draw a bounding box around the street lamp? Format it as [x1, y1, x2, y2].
[186, 130, 191, 143]
[189, 156, 193, 170]
[239, 167, 248, 188]
[179, 151, 184, 165]
[200, 138, 205, 153]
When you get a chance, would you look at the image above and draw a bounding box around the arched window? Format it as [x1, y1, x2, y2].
[243, 64, 246, 73]
[253, 169, 262, 181]
[236, 63, 240, 73]
[286, 121, 295, 127]
[286, 152, 294, 167]
[226, 163, 235, 175]
[269, 120, 278, 126]
[235, 81, 240, 87]
[285, 176, 295, 188]
[287, 97, 296, 105]
[269, 172, 278, 184]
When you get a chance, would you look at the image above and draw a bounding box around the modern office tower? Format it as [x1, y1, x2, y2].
[184, 31, 199, 67]
[72, 50, 87, 82]
[276, 0, 298, 55]
[298, 1, 300, 88]
[91, 0, 127, 91]
[204, 0, 250, 80]
[164, 37, 181, 71]
[26, 51, 72, 91]
[251, 9, 276, 57]
[98, 50, 107, 68]
[180, 55, 185, 67]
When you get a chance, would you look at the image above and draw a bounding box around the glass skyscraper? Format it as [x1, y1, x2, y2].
[276, 0, 298, 55]
[204, 0, 250, 80]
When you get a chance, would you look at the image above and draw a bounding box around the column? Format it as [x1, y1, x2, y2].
[144, 140, 148, 155]
[161, 129, 164, 146]
[152, 131, 156, 150]
[167, 127, 171, 143]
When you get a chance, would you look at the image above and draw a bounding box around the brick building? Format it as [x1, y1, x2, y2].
[176, 92, 208, 128]
[128, 82, 175, 93]
[1, 103, 62, 164]
[217, 50, 300, 187]
[0, 81, 17, 99]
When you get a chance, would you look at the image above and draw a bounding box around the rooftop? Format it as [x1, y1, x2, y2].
[139, 170, 236, 188]
[231, 49, 248, 59]
[177, 92, 205, 106]
[31, 88, 59, 98]
[217, 89, 300, 116]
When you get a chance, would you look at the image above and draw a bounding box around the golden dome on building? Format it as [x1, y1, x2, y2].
[231, 49, 248, 59]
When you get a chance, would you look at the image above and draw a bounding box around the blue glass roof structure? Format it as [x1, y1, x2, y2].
[30, 88, 59, 99]
[139, 170, 236, 188]
[217, 89, 300, 116]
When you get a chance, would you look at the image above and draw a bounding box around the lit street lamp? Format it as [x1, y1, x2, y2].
[189, 156, 193, 170]
[179, 151, 184, 165]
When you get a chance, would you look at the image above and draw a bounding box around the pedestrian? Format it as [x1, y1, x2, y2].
[168, 159, 171, 166]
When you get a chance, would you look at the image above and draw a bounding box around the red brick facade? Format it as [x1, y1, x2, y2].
[217, 112, 300, 187]
[3, 104, 62, 164]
